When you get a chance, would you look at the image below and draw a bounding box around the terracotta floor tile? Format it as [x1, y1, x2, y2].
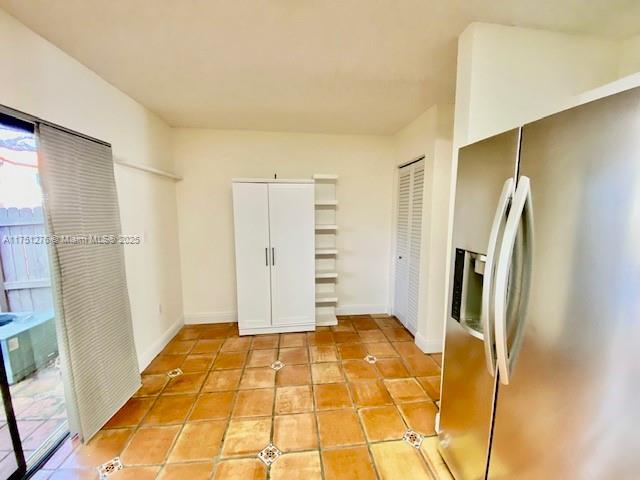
[358, 330, 388, 343]
[278, 347, 309, 365]
[191, 338, 224, 353]
[104, 398, 154, 428]
[383, 378, 428, 403]
[402, 355, 441, 377]
[309, 345, 338, 363]
[110, 467, 159, 479]
[332, 332, 360, 344]
[311, 363, 344, 384]
[280, 333, 306, 348]
[322, 446, 377, 480]
[162, 340, 196, 355]
[316, 409, 365, 448]
[143, 395, 196, 425]
[62, 428, 133, 468]
[359, 406, 407, 442]
[213, 458, 266, 479]
[314, 383, 352, 410]
[220, 337, 252, 352]
[273, 413, 318, 452]
[189, 391, 235, 420]
[374, 317, 403, 329]
[232, 389, 274, 417]
[252, 334, 280, 350]
[239, 367, 276, 389]
[158, 462, 214, 480]
[351, 317, 379, 331]
[198, 325, 233, 340]
[276, 365, 311, 386]
[307, 331, 334, 346]
[163, 372, 206, 394]
[331, 318, 355, 332]
[338, 343, 367, 360]
[181, 353, 215, 373]
[393, 341, 424, 358]
[270, 451, 322, 480]
[222, 418, 271, 457]
[203, 369, 242, 392]
[174, 326, 200, 341]
[275, 386, 313, 414]
[398, 401, 438, 436]
[382, 328, 413, 342]
[247, 349, 277, 367]
[134, 375, 168, 397]
[167, 420, 226, 462]
[349, 381, 393, 407]
[366, 342, 399, 358]
[213, 351, 247, 370]
[370, 440, 431, 479]
[431, 353, 443, 366]
[143, 355, 186, 375]
[376, 358, 411, 378]
[342, 360, 379, 382]
[417, 375, 441, 402]
[120, 425, 180, 465]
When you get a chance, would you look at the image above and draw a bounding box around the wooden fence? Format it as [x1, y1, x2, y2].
[0, 207, 53, 312]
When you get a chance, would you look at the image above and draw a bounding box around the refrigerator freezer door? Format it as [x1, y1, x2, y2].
[488, 87, 640, 479]
[439, 129, 520, 480]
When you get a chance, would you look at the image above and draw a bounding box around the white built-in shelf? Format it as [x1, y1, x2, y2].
[313, 174, 338, 181]
[316, 312, 338, 326]
[315, 270, 338, 279]
[315, 248, 338, 256]
[315, 224, 338, 231]
[315, 293, 338, 304]
[315, 200, 338, 207]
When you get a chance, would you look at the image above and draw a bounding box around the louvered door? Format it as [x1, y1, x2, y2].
[394, 160, 425, 333]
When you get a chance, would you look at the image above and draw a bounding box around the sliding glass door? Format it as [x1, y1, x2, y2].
[0, 358, 26, 479]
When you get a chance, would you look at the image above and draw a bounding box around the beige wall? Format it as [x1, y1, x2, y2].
[392, 104, 453, 352]
[173, 129, 395, 322]
[0, 9, 183, 369]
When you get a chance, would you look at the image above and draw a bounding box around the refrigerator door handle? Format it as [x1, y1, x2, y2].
[481, 177, 514, 377]
[494, 176, 534, 385]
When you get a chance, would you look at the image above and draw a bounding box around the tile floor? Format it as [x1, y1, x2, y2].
[34, 315, 445, 479]
[0, 360, 67, 468]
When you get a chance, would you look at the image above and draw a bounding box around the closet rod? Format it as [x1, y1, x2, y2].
[114, 160, 183, 181]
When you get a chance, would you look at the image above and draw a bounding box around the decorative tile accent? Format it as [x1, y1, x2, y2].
[167, 368, 183, 378]
[257, 443, 282, 465]
[96, 457, 123, 479]
[364, 354, 377, 364]
[271, 360, 285, 371]
[402, 429, 423, 449]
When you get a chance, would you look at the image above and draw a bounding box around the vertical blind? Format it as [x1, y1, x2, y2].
[37, 124, 140, 441]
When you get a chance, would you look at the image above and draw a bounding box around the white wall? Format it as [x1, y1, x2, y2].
[619, 34, 640, 78]
[392, 105, 453, 352]
[173, 129, 395, 322]
[0, 9, 183, 370]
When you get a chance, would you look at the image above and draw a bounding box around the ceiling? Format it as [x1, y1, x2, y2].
[2, 0, 640, 135]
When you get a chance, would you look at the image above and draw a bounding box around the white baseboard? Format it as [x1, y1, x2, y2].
[183, 311, 237, 325]
[137, 316, 184, 371]
[335, 304, 388, 316]
[414, 331, 443, 354]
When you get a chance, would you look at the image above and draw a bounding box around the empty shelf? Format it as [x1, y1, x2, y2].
[316, 293, 338, 304]
[315, 200, 338, 207]
[315, 270, 338, 279]
[315, 248, 338, 256]
[316, 312, 338, 326]
[315, 224, 338, 231]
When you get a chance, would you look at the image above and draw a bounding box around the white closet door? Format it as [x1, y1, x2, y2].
[232, 183, 272, 329]
[394, 160, 425, 333]
[406, 161, 424, 333]
[268, 183, 315, 326]
[394, 166, 412, 325]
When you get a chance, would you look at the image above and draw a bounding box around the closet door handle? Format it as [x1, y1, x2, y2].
[271, 247, 275, 266]
[265, 247, 269, 266]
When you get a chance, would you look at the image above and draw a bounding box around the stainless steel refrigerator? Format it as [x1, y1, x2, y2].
[438, 85, 640, 479]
